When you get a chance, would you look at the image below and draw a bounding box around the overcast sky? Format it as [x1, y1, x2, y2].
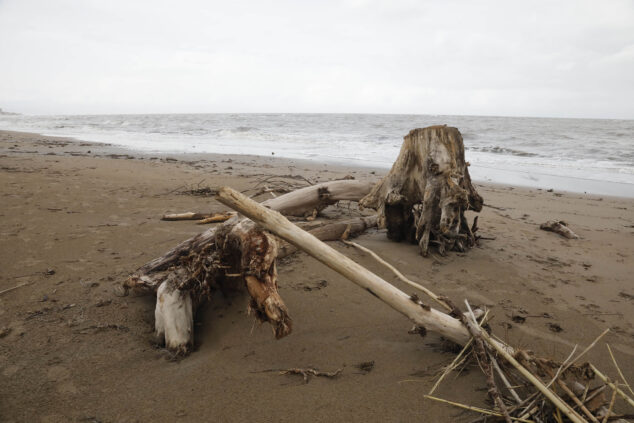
[0, 0, 633, 118]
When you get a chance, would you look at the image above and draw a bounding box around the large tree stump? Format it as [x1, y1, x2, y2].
[360, 125, 483, 256]
[123, 180, 375, 354]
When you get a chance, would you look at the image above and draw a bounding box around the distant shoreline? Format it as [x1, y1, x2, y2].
[1, 125, 633, 198]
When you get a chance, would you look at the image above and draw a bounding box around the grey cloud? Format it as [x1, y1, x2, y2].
[0, 0, 632, 118]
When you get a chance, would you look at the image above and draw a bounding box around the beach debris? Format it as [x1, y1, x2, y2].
[359, 126, 483, 256]
[162, 212, 213, 221]
[0, 282, 30, 296]
[161, 212, 235, 223]
[217, 186, 634, 423]
[540, 219, 580, 239]
[280, 367, 343, 384]
[124, 180, 375, 354]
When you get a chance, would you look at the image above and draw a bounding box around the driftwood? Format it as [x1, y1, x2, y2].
[217, 186, 633, 423]
[360, 126, 483, 256]
[162, 212, 213, 221]
[161, 212, 235, 223]
[124, 180, 374, 354]
[216, 186, 477, 346]
[540, 220, 580, 239]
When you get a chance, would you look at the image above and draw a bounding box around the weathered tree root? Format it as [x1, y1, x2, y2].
[360, 126, 483, 257]
[123, 180, 375, 355]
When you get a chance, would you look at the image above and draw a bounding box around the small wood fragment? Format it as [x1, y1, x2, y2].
[590, 364, 634, 409]
[540, 220, 579, 239]
[280, 367, 343, 383]
[162, 212, 211, 221]
[606, 344, 634, 397]
[0, 282, 29, 296]
[196, 213, 235, 224]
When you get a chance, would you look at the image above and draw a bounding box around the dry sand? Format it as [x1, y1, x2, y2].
[0, 129, 633, 422]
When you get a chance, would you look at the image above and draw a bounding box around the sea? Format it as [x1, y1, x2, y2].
[1, 113, 633, 197]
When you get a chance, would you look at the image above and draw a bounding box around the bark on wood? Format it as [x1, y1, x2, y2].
[359, 126, 483, 256]
[540, 220, 580, 239]
[124, 180, 374, 354]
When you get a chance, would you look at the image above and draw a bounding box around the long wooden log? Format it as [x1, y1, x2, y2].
[264, 179, 375, 216]
[216, 186, 472, 346]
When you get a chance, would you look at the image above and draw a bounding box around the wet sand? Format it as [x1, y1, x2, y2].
[0, 130, 633, 422]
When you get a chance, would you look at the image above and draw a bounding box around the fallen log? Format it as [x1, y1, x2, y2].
[360, 126, 483, 256]
[216, 186, 473, 346]
[123, 179, 374, 354]
[266, 179, 374, 217]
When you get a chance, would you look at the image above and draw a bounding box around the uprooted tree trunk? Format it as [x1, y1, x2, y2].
[360, 125, 483, 256]
[123, 180, 375, 354]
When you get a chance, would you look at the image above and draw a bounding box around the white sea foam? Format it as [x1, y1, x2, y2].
[1, 113, 633, 196]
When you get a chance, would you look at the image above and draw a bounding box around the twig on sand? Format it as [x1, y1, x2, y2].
[590, 364, 634, 409]
[428, 309, 490, 396]
[424, 395, 534, 423]
[466, 301, 588, 423]
[280, 367, 343, 384]
[428, 340, 472, 395]
[540, 366, 599, 423]
[606, 344, 634, 397]
[464, 301, 513, 423]
[601, 388, 618, 423]
[342, 240, 453, 313]
[0, 282, 30, 296]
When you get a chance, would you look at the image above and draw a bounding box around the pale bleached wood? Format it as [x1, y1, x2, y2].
[590, 364, 634, 409]
[264, 179, 375, 217]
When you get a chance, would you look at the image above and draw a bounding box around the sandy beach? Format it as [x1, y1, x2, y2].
[1, 129, 633, 422]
